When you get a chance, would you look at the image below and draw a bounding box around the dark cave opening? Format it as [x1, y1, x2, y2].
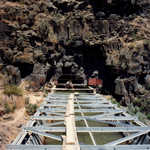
[138, 74, 146, 85]
[46, 67, 55, 82]
[14, 63, 34, 78]
[64, 43, 119, 94]
[81, 45, 119, 94]
[58, 66, 84, 84]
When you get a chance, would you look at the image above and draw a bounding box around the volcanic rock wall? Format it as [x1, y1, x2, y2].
[0, 0, 150, 110]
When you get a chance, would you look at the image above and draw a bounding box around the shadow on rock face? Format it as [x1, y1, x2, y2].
[89, 0, 141, 18]
[0, 22, 14, 40]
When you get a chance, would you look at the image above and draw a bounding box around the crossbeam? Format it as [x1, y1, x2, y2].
[105, 131, 150, 146]
[39, 108, 123, 113]
[44, 103, 115, 108]
[7, 145, 150, 150]
[24, 126, 150, 133]
[24, 128, 62, 141]
[46, 99, 109, 104]
[31, 115, 136, 121]
[54, 88, 93, 91]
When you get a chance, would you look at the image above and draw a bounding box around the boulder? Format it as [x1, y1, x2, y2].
[96, 11, 106, 18]
[28, 63, 50, 90]
[145, 74, 150, 89]
[64, 61, 72, 68]
[4, 65, 21, 84]
[115, 78, 127, 96]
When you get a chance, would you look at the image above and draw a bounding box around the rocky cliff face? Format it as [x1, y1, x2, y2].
[1, 0, 150, 111]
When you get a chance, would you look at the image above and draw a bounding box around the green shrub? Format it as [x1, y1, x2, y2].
[136, 111, 147, 123]
[134, 106, 140, 114]
[147, 114, 150, 120]
[110, 98, 118, 104]
[4, 103, 11, 113]
[133, 98, 141, 105]
[4, 103, 16, 113]
[127, 103, 136, 115]
[4, 85, 23, 96]
[25, 104, 37, 115]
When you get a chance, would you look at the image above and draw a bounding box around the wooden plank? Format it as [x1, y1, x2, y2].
[65, 116, 75, 144]
[64, 93, 80, 150]
[65, 94, 75, 144]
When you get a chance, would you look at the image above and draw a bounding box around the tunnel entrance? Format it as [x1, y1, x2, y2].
[81, 45, 118, 94]
[81, 45, 105, 78]
[62, 44, 119, 94]
[58, 66, 85, 84]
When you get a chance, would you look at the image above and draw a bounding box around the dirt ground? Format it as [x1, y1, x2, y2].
[0, 90, 44, 150]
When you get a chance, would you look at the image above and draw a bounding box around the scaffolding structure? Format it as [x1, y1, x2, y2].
[7, 88, 150, 150]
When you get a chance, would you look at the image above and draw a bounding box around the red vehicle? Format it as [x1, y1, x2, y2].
[88, 78, 103, 86]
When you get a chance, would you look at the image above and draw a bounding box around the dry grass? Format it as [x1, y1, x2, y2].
[4, 85, 23, 96]
[0, 80, 44, 149]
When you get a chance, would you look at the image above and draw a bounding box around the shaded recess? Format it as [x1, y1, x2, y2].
[64, 43, 119, 94]
[14, 63, 34, 78]
[58, 74, 84, 84]
[89, 0, 141, 17]
[46, 67, 55, 82]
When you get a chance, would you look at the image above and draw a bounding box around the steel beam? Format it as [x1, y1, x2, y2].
[39, 108, 123, 113]
[7, 145, 150, 150]
[24, 126, 150, 133]
[9, 91, 150, 149]
[105, 131, 150, 146]
[24, 128, 62, 141]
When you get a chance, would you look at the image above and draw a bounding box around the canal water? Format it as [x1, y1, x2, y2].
[44, 91, 123, 145]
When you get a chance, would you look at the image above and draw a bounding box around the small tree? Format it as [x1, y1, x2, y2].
[25, 104, 37, 115]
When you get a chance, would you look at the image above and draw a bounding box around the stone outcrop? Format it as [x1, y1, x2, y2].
[27, 63, 50, 91]
[3, 65, 21, 85]
[0, 0, 150, 103]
